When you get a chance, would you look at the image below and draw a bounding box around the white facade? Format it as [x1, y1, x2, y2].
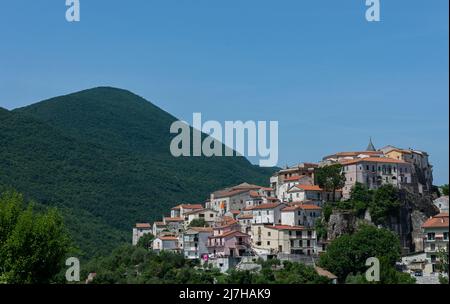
[250, 203, 286, 225]
[132, 224, 152, 245]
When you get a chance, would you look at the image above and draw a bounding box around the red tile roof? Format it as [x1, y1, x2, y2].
[164, 217, 184, 222]
[135, 223, 151, 229]
[422, 213, 449, 229]
[190, 227, 213, 233]
[289, 184, 323, 192]
[209, 230, 249, 238]
[171, 204, 203, 210]
[284, 176, 302, 182]
[249, 190, 262, 198]
[153, 222, 166, 227]
[341, 157, 407, 165]
[237, 214, 253, 219]
[282, 204, 322, 212]
[261, 187, 274, 191]
[159, 236, 179, 241]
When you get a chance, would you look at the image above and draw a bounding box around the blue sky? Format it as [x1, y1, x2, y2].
[0, 0, 448, 184]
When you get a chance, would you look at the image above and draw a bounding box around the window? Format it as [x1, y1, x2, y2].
[366, 165, 370, 171]
[428, 233, 435, 240]
[268, 232, 271, 237]
[430, 244, 436, 251]
[444, 232, 448, 240]
[267, 241, 270, 245]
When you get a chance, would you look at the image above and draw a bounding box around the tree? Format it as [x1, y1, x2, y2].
[435, 248, 449, 275]
[136, 233, 154, 250]
[318, 225, 404, 283]
[188, 218, 208, 228]
[441, 184, 449, 196]
[0, 191, 72, 284]
[369, 184, 401, 225]
[315, 164, 346, 202]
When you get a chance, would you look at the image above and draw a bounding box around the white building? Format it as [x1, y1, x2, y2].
[247, 203, 286, 225]
[171, 204, 203, 218]
[182, 227, 213, 259]
[421, 213, 449, 274]
[153, 236, 180, 252]
[340, 157, 413, 199]
[183, 208, 219, 228]
[132, 223, 152, 246]
[281, 204, 322, 228]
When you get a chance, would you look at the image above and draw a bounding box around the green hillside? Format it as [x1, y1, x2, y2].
[0, 87, 275, 258]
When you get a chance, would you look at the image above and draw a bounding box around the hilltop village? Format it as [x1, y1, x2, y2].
[132, 141, 448, 280]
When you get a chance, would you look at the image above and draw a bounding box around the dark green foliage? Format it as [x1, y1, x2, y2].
[441, 184, 449, 196]
[315, 219, 327, 240]
[0, 87, 276, 258]
[188, 218, 208, 228]
[332, 183, 401, 224]
[369, 184, 401, 224]
[136, 233, 155, 250]
[315, 164, 346, 202]
[318, 225, 406, 283]
[83, 246, 330, 284]
[0, 191, 72, 283]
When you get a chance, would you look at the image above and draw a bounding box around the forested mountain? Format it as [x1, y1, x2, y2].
[0, 87, 275, 258]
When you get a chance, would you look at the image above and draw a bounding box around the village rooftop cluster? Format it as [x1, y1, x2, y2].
[132, 141, 448, 280]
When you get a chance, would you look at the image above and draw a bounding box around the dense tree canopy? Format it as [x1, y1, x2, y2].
[82, 245, 331, 284]
[0, 191, 72, 283]
[315, 164, 346, 202]
[188, 218, 209, 228]
[318, 225, 414, 284]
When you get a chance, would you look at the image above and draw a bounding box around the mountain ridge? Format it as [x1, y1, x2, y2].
[1, 87, 276, 258]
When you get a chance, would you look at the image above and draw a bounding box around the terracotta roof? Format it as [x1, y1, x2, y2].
[284, 176, 302, 182]
[171, 204, 203, 210]
[261, 187, 274, 191]
[209, 230, 249, 238]
[249, 190, 262, 198]
[422, 213, 449, 229]
[326, 151, 384, 158]
[164, 217, 184, 222]
[159, 236, 179, 241]
[153, 222, 166, 227]
[341, 157, 407, 165]
[300, 204, 322, 210]
[282, 204, 322, 212]
[237, 214, 253, 219]
[289, 184, 323, 192]
[213, 183, 262, 198]
[183, 208, 217, 216]
[315, 266, 337, 280]
[247, 203, 282, 210]
[135, 223, 151, 229]
[190, 227, 213, 233]
[264, 225, 306, 231]
[229, 210, 241, 215]
[215, 219, 239, 228]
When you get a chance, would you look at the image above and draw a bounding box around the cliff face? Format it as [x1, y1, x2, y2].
[327, 210, 357, 240]
[326, 188, 438, 254]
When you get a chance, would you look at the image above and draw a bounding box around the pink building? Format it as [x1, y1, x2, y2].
[207, 230, 252, 258]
